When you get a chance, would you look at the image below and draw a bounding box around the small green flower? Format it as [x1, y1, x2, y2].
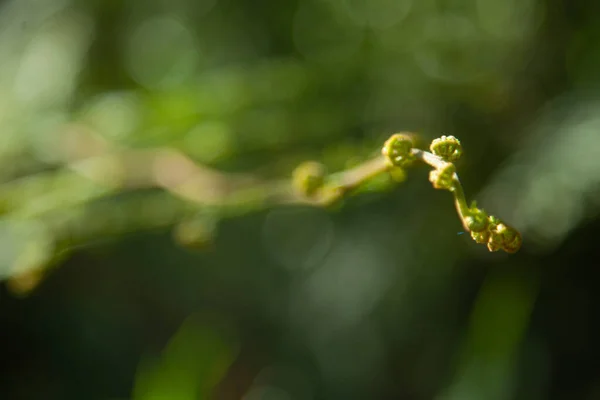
[428, 163, 456, 190]
[382, 133, 415, 167]
[430, 135, 463, 162]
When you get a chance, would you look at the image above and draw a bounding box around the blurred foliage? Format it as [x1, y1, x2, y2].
[1, 0, 600, 399]
[133, 315, 239, 400]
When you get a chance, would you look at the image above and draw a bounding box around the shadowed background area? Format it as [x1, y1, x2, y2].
[0, 0, 599, 399]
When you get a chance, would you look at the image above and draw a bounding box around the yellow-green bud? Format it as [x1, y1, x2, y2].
[487, 232, 503, 252]
[471, 230, 490, 244]
[292, 161, 327, 198]
[465, 207, 489, 232]
[489, 220, 522, 253]
[382, 133, 415, 168]
[430, 135, 463, 162]
[428, 163, 456, 190]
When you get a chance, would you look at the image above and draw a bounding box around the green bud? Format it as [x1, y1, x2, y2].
[487, 232, 504, 252]
[489, 220, 522, 254]
[428, 163, 456, 190]
[470, 230, 490, 244]
[465, 207, 489, 232]
[292, 161, 327, 198]
[381, 133, 415, 167]
[430, 135, 463, 162]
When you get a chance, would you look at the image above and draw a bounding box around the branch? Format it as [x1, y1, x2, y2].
[2, 130, 521, 296]
[288, 133, 521, 254]
[386, 134, 522, 253]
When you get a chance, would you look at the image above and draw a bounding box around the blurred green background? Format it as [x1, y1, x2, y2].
[1, 0, 600, 399]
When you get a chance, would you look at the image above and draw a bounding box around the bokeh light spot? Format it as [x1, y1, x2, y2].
[183, 121, 235, 164]
[81, 91, 142, 142]
[338, 0, 413, 29]
[124, 15, 200, 89]
[262, 207, 334, 271]
[293, 0, 364, 65]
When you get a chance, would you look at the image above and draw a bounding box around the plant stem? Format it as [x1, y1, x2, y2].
[413, 148, 471, 230]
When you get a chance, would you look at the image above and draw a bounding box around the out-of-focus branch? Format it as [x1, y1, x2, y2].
[2, 128, 522, 296]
